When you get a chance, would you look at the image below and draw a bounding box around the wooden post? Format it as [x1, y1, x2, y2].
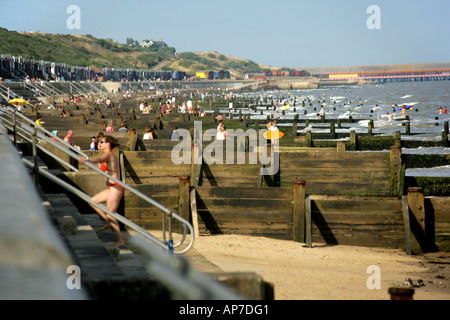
[112, 147, 120, 176]
[442, 122, 449, 147]
[402, 196, 412, 255]
[395, 130, 402, 148]
[292, 121, 298, 136]
[305, 195, 312, 248]
[389, 146, 402, 197]
[407, 187, 426, 254]
[293, 180, 306, 243]
[349, 130, 357, 150]
[178, 176, 191, 233]
[155, 116, 161, 130]
[368, 120, 373, 134]
[191, 143, 202, 187]
[389, 288, 414, 300]
[128, 129, 137, 151]
[336, 140, 345, 152]
[306, 130, 312, 147]
[405, 121, 410, 135]
[130, 109, 136, 120]
[190, 188, 199, 239]
[330, 122, 335, 136]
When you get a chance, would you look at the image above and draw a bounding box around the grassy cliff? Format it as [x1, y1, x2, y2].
[0, 28, 272, 76]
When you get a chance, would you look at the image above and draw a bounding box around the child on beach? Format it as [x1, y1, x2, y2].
[90, 136, 97, 150]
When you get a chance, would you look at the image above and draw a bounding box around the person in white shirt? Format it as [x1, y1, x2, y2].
[268, 121, 280, 146]
[216, 127, 226, 141]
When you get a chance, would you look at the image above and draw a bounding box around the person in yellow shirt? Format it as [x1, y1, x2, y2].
[35, 115, 45, 127]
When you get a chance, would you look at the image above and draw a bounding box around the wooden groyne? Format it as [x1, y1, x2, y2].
[10, 88, 450, 255]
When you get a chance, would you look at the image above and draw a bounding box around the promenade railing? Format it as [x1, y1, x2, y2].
[0, 105, 194, 255]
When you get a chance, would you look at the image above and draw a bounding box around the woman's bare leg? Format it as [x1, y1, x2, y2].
[106, 186, 125, 247]
[89, 189, 111, 230]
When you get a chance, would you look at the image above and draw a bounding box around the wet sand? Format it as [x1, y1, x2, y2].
[191, 234, 450, 300]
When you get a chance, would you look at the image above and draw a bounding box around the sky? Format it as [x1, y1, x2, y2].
[1, 0, 449, 68]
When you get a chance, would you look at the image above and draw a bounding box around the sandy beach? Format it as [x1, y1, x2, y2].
[191, 234, 450, 300]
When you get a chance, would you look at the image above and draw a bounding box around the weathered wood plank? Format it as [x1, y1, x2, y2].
[196, 186, 293, 200]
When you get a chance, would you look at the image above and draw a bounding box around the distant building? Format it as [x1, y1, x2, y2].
[243, 71, 266, 80]
[196, 70, 231, 80]
[90, 65, 104, 81]
[140, 39, 167, 49]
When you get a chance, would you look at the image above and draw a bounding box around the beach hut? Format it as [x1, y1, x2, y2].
[196, 71, 208, 79]
[90, 65, 104, 81]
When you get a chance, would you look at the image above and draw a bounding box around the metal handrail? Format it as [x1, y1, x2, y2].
[0, 106, 194, 254]
[132, 236, 242, 300]
[20, 156, 171, 252]
[0, 105, 89, 167]
[0, 114, 79, 171]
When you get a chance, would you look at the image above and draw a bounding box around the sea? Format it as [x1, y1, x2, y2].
[232, 80, 450, 177]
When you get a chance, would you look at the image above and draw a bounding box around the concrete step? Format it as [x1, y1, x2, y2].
[42, 193, 171, 299]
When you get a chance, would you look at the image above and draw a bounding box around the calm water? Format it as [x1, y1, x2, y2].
[238, 81, 450, 176]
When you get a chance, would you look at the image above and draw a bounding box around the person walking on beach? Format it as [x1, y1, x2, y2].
[79, 135, 125, 247]
[268, 121, 280, 146]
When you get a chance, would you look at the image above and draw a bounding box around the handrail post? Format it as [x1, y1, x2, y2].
[31, 127, 39, 187]
[12, 109, 17, 147]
